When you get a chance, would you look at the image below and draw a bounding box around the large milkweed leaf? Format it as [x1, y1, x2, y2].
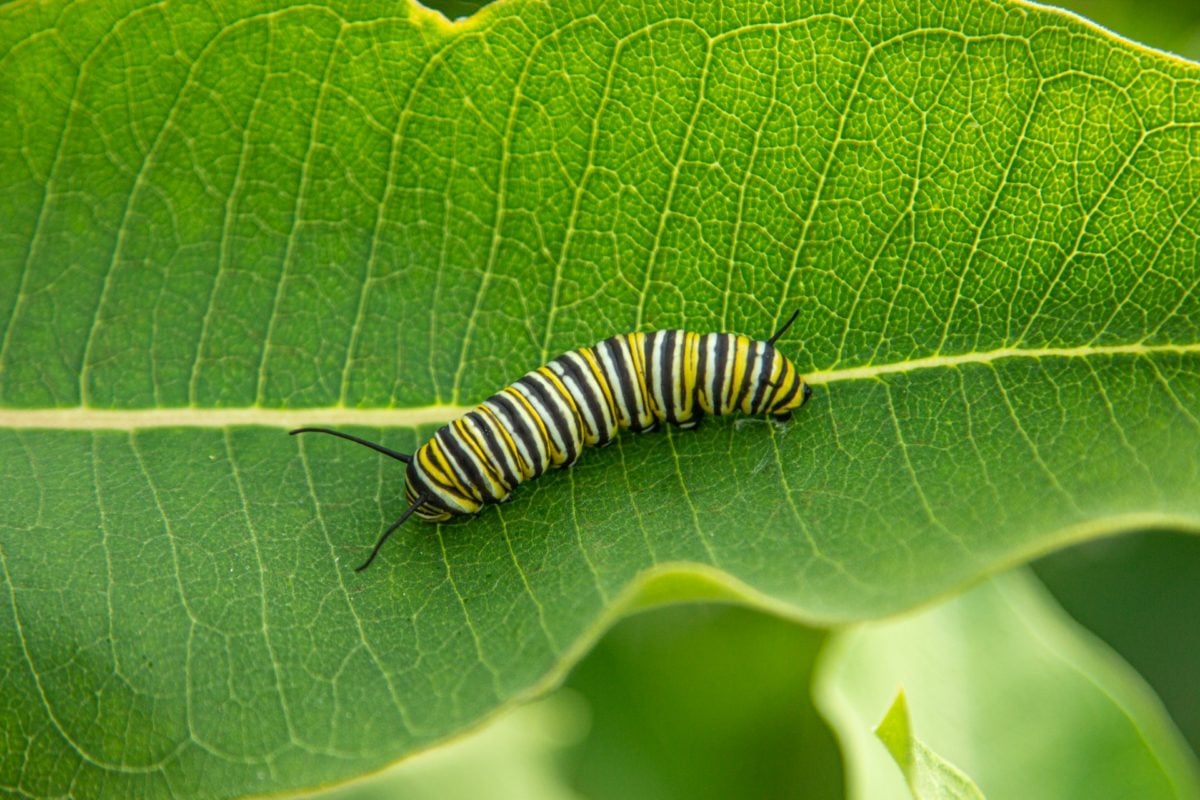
[1, 0, 1199, 796]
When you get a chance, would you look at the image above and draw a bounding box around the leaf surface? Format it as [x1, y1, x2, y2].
[2, 0, 1199, 795]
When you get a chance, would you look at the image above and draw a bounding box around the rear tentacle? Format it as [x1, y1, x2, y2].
[766, 310, 800, 346]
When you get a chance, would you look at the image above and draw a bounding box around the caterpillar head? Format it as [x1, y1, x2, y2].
[760, 310, 813, 422]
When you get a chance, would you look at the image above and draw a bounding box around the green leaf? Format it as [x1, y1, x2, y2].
[815, 570, 1200, 800]
[1034, 531, 1200, 755]
[560, 603, 843, 800]
[300, 694, 588, 800]
[2, 0, 1199, 796]
[874, 690, 984, 800]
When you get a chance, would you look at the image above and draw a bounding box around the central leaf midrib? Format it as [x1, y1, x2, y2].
[0, 341, 1192, 429]
[807, 340, 1196, 383]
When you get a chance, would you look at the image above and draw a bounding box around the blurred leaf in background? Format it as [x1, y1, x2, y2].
[560, 605, 842, 800]
[817, 570, 1200, 800]
[874, 690, 983, 800]
[300, 695, 589, 800]
[1033, 532, 1200, 756]
[1057, 0, 1200, 61]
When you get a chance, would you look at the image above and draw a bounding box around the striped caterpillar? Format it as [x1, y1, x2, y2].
[293, 311, 812, 570]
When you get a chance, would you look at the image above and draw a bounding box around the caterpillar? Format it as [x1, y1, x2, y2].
[293, 311, 812, 571]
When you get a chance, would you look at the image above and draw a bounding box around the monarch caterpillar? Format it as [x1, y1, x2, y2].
[293, 311, 812, 570]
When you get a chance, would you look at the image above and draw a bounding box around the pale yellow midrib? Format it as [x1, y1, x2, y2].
[0, 341, 1194, 430]
[805, 341, 1198, 383]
